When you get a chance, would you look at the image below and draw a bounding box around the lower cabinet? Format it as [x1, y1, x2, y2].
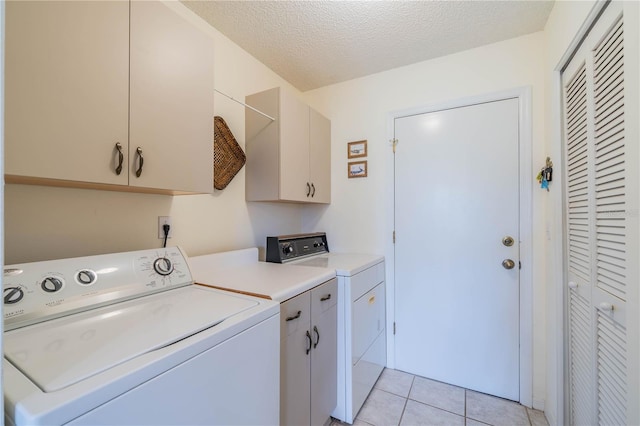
[281, 278, 337, 426]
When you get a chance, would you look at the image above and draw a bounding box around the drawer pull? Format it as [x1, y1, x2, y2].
[311, 183, 316, 197]
[369, 295, 376, 304]
[286, 310, 302, 322]
[306, 182, 311, 197]
[306, 330, 312, 355]
[320, 294, 331, 302]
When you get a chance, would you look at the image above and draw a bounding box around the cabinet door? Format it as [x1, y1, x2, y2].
[279, 91, 310, 202]
[281, 292, 312, 426]
[311, 279, 338, 426]
[5, 1, 129, 185]
[309, 108, 332, 204]
[130, 2, 214, 193]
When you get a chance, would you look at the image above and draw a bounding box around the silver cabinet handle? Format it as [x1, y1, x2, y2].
[135, 147, 144, 177]
[115, 143, 124, 175]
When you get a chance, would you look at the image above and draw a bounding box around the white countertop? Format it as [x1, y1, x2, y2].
[289, 252, 384, 276]
[190, 251, 335, 302]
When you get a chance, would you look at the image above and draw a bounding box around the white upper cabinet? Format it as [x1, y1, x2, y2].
[129, 1, 214, 193]
[5, 1, 214, 194]
[5, 1, 130, 186]
[245, 87, 331, 203]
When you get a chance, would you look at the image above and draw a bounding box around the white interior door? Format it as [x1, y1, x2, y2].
[394, 98, 520, 401]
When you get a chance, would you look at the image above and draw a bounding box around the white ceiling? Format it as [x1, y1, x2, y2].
[182, 1, 555, 92]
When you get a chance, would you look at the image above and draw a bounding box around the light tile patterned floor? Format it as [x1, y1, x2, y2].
[331, 368, 549, 426]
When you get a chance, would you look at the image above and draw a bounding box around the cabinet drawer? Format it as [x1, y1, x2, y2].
[281, 291, 311, 338]
[311, 278, 338, 316]
[351, 262, 385, 302]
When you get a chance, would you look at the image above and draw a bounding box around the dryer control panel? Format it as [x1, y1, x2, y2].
[3, 247, 193, 331]
[266, 233, 329, 263]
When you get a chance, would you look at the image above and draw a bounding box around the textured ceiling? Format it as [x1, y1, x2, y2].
[182, 1, 555, 92]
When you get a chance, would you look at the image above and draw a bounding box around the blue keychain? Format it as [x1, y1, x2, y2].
[541, 176, 549, 191]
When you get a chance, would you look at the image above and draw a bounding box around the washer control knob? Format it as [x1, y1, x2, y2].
[41, 277, 63, 293]
[77, 270, 97, 285]
[282, 244, 294, 255]
[153, 257, 174, 276]
[4, 287, 24, 304]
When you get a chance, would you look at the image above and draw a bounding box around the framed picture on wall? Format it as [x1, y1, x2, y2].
[348, 160, 367, 178]
[347, 140, 367, 159]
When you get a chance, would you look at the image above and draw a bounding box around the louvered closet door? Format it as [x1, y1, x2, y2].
[562, 2, 639, 425]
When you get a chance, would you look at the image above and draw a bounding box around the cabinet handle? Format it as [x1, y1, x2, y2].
[306, 330, 312, 355]
[135, 147, 144, 177]
[313, 325, 320, 348]
[311, 183, 316, 197]
[285, 310, 302, 322]
[320, 294, 331, 302]
[306, 182, 311, 197]
[114, 142, 124, 175]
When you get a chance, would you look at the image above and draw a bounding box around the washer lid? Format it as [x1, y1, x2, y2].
[4, 286, 258, 392]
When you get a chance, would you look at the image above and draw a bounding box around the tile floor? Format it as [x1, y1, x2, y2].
[331, 368, 549, 426]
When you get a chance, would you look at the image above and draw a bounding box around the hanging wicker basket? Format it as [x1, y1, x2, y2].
[213, 116, 246, 190]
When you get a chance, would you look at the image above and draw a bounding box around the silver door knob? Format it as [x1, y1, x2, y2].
[502, 236, 515, 247]
[502, 259, 516, 270]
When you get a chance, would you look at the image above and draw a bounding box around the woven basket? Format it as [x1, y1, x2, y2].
[213, 116, 246, 190]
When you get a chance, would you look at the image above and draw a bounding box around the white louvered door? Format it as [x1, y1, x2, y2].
[562, 2, 639, 425]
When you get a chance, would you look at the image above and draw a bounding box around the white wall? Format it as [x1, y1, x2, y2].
[4, 2, 304, 264]
[302, 31, 548, 409]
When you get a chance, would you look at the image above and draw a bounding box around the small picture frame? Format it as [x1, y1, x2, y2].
[347, 140, 367, 159]
[348, 161, 368, 178]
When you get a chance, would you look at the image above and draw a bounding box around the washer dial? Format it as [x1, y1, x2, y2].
[4, 287, 24, 304]
[153, 257, 174, 276]
[41, 276, 64, 293]
[76, 269, 97, 285]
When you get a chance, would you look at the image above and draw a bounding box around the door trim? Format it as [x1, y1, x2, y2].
[385, 87, 533, 407]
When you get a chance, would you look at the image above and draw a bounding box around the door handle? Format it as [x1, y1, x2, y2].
[502, 259, 516, 270]
[502, 236, 515, 247]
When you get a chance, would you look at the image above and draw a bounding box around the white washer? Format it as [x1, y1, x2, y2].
[266, 233, 386, 424]
[3, 247, 280, 426]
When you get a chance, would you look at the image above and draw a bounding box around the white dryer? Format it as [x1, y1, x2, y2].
[3, 247, 280, 426]
[266, 233, 386, 424]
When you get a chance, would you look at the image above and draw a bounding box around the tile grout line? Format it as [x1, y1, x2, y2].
[525, 406, 532, 426]
[397, 375, 416, 426]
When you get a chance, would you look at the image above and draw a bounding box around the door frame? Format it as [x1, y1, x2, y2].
[385, 87, 533, 407]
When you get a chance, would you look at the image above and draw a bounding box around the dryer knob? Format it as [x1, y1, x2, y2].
[282, 245, 294, 255]
[4, 287, 24, 304]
